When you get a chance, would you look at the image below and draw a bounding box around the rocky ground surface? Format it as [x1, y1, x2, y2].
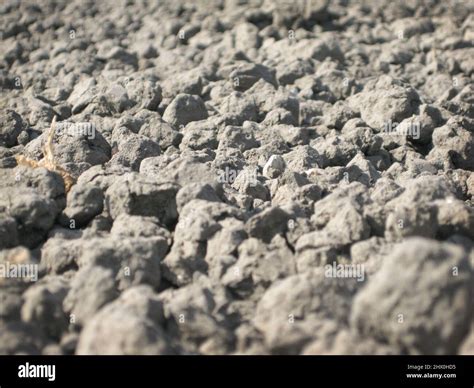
[0, 0, 473, 355]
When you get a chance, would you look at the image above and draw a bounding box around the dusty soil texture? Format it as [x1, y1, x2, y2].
[1, 0, 474, 355]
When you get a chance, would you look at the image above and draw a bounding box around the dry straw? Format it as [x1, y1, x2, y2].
[15, 116, 75, 192]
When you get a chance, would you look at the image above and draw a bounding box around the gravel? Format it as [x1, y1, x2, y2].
[0, 0, 473, 355]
